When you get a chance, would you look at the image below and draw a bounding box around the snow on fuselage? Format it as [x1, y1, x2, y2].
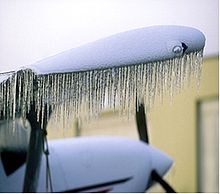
[0, 137, 172, 192]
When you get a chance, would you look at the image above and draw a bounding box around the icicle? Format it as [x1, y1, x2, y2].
[195, 50, 204, 90]
[0, 50, 204, 130]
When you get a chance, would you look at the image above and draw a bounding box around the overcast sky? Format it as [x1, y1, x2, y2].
[0, 0, 218, 72]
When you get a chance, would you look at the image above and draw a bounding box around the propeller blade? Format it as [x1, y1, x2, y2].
[151, 170, 176, 193]
[135, 103, 149, 143]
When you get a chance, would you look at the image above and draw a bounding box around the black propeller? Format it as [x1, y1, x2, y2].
[135, 103, 149, 143]
[135, 102, 176, 193]
[151, 170, 176, 193]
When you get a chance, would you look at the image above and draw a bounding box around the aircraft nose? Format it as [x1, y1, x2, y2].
[145, 145, 173, 190]
[149, 145, 173, 177]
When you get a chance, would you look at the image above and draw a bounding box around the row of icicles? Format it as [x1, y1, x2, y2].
[0, 50, 203, 130]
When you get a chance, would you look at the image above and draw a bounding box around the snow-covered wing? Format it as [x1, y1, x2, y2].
[0, 25, 205, 127]
[29, 25, 205, 75]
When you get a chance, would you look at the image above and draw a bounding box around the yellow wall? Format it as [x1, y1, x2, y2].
[147, 56, 219, 192]
[47, 56, 219, 192]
